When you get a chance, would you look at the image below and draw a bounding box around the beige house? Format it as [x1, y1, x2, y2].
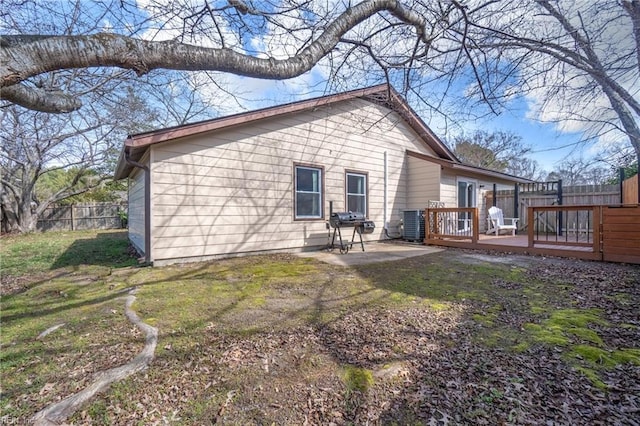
[114, 84, 529, 265]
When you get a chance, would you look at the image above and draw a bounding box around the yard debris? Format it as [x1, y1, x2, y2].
[215, 389, 237, 423]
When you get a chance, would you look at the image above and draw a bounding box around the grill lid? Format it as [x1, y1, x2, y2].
[330, 211, 366, 227]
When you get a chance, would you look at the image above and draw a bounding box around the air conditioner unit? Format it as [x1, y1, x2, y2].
[403, 209, 425, 242]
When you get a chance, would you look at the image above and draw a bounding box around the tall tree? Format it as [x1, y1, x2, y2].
[546, 157, 613, 186]
[2, 2, 125, 232]
[455, 0, 640, 168]
[450, 130, 544, 179]
[0, 90, 158, 232]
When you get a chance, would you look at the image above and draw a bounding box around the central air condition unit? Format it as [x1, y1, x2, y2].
[403, 209, 425, 242]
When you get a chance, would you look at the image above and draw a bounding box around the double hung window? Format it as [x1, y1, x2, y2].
[346, 172, 367, 216]
[295, 165, 323, 219]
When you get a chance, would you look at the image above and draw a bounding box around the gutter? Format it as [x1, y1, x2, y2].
[124, 149, 151, 264]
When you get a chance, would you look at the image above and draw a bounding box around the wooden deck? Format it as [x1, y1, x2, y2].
[478, 234, 593, 251]
[427, 233, 599, 261]
[424, 205, 640, 264]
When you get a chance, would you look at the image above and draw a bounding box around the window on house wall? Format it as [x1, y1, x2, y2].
[295, 165, 323, 219]
[346, 172, 367, 216]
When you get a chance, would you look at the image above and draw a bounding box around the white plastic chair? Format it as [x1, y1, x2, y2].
[486, 206, 519, 236]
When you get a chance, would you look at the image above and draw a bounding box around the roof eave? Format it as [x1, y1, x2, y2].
[407, 150, 533, 184]
[386, 89, 457, 162]
[113, 137, 143, 180]
[126, 84, 391, 149]
[113, 83, 460, 178]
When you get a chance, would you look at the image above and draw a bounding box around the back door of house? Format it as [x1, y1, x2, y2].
[457, 180, 476, 231]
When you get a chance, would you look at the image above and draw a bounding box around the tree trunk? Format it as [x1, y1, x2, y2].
[0, 0, 432, 113]
[1, 188, 19, 233]
[17, 203, 38, 232]
[0, 186, 38, 233]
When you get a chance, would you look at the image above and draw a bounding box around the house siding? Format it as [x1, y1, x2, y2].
[407, 155, 441, 209]
[128, 163, 147, 255]
[149, 98, 438, 263]
[439, 171, 458, 207]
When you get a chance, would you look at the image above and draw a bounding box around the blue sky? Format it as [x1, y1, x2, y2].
[466, 99, 593, 172]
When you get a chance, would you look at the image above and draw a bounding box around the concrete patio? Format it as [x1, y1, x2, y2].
[296, 241, 443, 266]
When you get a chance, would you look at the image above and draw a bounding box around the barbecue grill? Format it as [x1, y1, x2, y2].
[329, 212, 375, 254]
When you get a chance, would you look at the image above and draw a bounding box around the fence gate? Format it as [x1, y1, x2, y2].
[601, 205, 640, 264]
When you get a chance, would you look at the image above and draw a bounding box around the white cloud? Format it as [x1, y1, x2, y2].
[474, 0, 638, 154]
[135, 0, 243, 49]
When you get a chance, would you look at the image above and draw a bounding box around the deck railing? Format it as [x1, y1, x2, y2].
[425, 207, 479, 243]
[527, 205, 601, 252]
[421, 204, 636, 264]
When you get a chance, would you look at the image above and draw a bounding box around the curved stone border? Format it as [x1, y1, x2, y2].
[36, 323, 66, 340]
[32, 289, 158, 425]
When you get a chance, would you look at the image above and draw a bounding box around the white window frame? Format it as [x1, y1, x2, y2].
[294, 165, 323, 219]
[346, 172, 367, 216]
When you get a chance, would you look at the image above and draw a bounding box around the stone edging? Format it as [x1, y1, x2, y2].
[32, 288, 158, 425]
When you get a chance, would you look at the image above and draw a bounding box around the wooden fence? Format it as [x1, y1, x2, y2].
[486, 184, 620, 230]
[602, 205, 640, 263]
[37, 202, 126, 232]
[622, 174, 639, 204]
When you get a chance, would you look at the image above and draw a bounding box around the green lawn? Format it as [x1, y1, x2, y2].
[1, 230, 136, 277]
[1, 231, 638, 424]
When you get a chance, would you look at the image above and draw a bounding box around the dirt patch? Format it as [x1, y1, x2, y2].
[1, 272, 59, 297]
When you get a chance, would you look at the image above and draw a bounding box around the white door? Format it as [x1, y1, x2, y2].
[457, 179, 476, 231]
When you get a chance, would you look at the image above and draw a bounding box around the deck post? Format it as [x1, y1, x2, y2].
[514, 183, 519, 222]
[527, 206, 534, 248]
[424, 208, 430, 243]
[472, 208, 479, 244]
[618, 168, 625, 203]
[557, 180, 563, 236]
[492, 184, 497, 207]
[594, 205, 602, 258]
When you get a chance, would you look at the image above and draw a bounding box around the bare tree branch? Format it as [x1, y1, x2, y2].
[1, 0, 434, 112]
[457, 0, 640, 164]
[1, 84, 82, 113]
[621, 0, 640, 74]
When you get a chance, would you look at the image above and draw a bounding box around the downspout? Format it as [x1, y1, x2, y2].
[383, 151, 401, 239]
[125, 149, 151, 264]
[383, 151, 388, 237]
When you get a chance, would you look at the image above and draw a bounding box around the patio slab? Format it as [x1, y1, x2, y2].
[296, 241, 443, 266]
